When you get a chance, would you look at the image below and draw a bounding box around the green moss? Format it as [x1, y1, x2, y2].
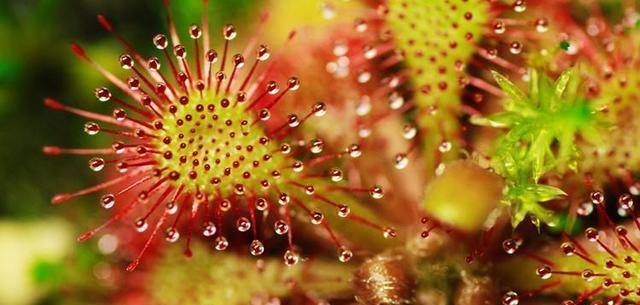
[472, 69, 601, 227]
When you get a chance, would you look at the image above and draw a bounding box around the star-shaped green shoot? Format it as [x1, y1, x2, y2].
[472, 68, 601, 227]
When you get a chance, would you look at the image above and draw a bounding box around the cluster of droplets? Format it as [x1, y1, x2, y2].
[323, 0, 557, 182]
[324, 22, 420, 161]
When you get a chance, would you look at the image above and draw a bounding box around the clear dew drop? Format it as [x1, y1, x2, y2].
[280, 144, 292, 155]
[502, 291, 519, 305]
[581, 268, 595, 281]
[189, 24, 202, 39]
[333, 42, 348, 56]
[357, 71, 371, 83]
[88, 157, 105, 172]
[309, 139, 324, 154]
[214, 236, 229, 250]
[274, 220, 289, 235]
[502, 238, 519, 254]
[278, 193, 290, 206]
[370, 186, 384, 199]
[283, 250, 300, 266]
[629, 182, 640, 195]
[435, 163, 446, 176]
[287, 115, 300, 128]
[363, 45, 377, 59]
[304, 185, 315, 195]
[147, 56, 161, 71]
[165, 201, 178, 214]
[509, 41, 523, 54]
[223, 24, 237, 40]
[493, 21, 506, 34]
[561, 243, 579, 258]
[84, 122, 100, 135]
[287, 77, 300, 90]
[257, 45, 270, 61]
[536, 265, 552, 279]
[618, 207, 629, 217]
[202, 222, 217, 237]
[356, 95, 371, 116]
[95, 87, 112, 102]
[535, 18, 548, 33]
[438, 141, 452, 153]
[100, 194, 115, 209]
[354, 18, 367, 32]
[236, 217, 251, 232]
[119, 54, 134, 69]
[311, 211, 324, 224]
[321, 2, 336, 20]
[347, 144, 362, 158]
[292, 160, 304, 172]
[513, 0, 526, 13]
[165, 227, 180, 243]
[134, 218, 148, 233]
[358, 126, 372, 139]
[486, 48, 498, 59]
[383, 227, 396, 239]
[585, 227, 599, 242]
[590, 191, 604, 205]
[113, 108, 126, 121]
[394, 153, 409, 169]
[338, 205, 350, 218]
[220, 199, 232, 212]
[577, 201, 594, 216]
[618, 193, 634, 210]
[250, 239, 265, 256]
[255, 198, 269, 211]
[338, 247, 353, 262]
[313, 102, 327, 117]
[329, 168, 343, 182]
[388, 92, 404, 109]
[403, 124, 417, 139]
[112, 141, 125, 154]
[153, 34, 168, 50]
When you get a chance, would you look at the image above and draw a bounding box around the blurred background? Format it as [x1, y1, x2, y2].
[0, 1, 259, 304]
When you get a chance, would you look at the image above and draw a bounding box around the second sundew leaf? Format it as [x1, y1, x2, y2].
[474, 68, 600, 227]
[150, 242, 356, 305]
[384, 0, 490, 175]
[497, 224, 640, 303]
